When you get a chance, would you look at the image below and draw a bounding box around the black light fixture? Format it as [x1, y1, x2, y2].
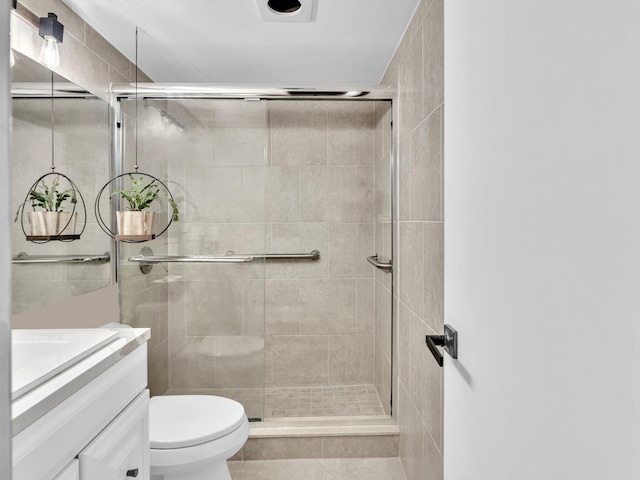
[267, 0, 302, 14]
[38, 13, 64, 68]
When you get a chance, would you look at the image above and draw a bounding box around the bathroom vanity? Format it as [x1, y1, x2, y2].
[11, 327, 151, 480]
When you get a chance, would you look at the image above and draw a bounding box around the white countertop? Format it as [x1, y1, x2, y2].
[11, 326, 150, 435]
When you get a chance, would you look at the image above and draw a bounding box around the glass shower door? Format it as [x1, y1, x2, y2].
[118, 98, 267, 420]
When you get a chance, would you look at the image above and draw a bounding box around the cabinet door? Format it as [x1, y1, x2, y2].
[53, 460, 79, 480]
[78, 390, 149, 480]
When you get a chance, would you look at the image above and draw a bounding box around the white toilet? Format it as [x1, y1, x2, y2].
[149, 395, 250, 480]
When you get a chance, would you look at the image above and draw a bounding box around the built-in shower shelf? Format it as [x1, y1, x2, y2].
[26, 234, 81, 242]
[115, 234, 155, 242]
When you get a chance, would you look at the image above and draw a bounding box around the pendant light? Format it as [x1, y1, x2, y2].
[38, 13, 64, 69]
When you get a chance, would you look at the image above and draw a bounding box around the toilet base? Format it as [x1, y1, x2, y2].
[151, 461, 231, 480]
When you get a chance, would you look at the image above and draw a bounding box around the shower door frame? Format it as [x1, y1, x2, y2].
[110, 84, 399, 423]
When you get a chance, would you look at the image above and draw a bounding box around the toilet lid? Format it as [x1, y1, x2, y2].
[149, 395, 247, 449]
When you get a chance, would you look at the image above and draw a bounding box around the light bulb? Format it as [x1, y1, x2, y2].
[9, 49, 15, 68]
[39, 36, 60, 69]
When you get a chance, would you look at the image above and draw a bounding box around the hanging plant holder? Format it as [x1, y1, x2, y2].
[16, 171, 87, 243]
[95, 171, 178, 243]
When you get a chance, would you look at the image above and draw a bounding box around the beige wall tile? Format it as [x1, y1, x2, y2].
[327, 102, 375, 165]
[423, 428, 444, 480]
[299, 279, 356, 334]
[271, 335, 328, 386]
[374, 343, 392, 415]
[328, 335, 373, 385]
[168, 281, 186, 337]
[84, 22, 130, 78]
[243, 279, 265, 336]
[328, 223, 375, 278]
[214, 336, 264, 388]
[424, 222, 444, 332]
[322, 436, 398, 458]
[410, 109, 442, 221]
[422, 0, 444, 117]
[269, 223, 328, 279]
[265, 279, 299, 335]
[375, 153, 392, 223]
[185, 280, 243, 336]
[184, 166, 243, 222]
[300, 166, 374, 223]
[398, 136, 411, 222]
[398, 383, 426, 480]
[148, 340, 169, 396]
[375, 282, 392, 361]
[356, 279, 375, 334]
[122, 287, 161, 349]
[398, 28, 423, 140]
[212, 125, 266, 167]
[169, 336, 216, 389]
[270, 100, 327, 166]
[243, 166, 299, 222]
[399, 222, 424, 318]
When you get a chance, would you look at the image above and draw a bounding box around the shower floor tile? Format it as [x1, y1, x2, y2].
[265, 384, 386, 418]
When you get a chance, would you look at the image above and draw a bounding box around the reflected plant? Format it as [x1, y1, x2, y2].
[14, 175, 77, 221]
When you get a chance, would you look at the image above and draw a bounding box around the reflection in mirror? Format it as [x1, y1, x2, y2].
[10, 54, 111, 316]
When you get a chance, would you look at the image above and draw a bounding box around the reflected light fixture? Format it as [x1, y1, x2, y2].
[38, 13, 64, 69]
[9, 49, 15, 68]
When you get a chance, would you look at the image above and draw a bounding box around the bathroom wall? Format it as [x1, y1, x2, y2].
[11, 0, 150, 102]
[155, 98, 382, 417]
[380, 0, 444, 479]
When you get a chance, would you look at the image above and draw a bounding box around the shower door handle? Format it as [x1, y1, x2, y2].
[425, 324, 458, 367]
[367, 255, 392, 272]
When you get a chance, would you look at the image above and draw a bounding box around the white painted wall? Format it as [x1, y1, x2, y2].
[444, 2, 640, 479]
[1, 1, 13, 477]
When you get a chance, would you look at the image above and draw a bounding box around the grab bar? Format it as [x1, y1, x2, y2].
[367, 255, 392, 272]
[12, 252, 111, 264]
[128, 255, 254, 264]
[225, 250, 320, 261]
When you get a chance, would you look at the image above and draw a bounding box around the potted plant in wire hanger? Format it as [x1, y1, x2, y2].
[111, 174, 179, 239]
[15, 175, 78, 236]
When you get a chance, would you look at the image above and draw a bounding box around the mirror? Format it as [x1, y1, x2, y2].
[10, 53, 111, 316]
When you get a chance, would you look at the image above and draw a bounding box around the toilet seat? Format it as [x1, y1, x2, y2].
[150, 395, 246, 449]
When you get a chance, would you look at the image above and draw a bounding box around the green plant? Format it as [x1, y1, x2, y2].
[111, 175, 179, 221]
[14, 175, 77, 221]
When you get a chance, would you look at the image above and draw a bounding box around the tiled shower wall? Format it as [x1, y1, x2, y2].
[156, 99, 388, 415]
[381, 0, 445, 479]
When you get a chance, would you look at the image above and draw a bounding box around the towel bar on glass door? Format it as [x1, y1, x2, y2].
[12, 252, 111, 264]
[127, 255, 255, 264]
[225, 250, 320, 261]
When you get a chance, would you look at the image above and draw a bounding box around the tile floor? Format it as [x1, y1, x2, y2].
[229, 458, 407, 480]
[265, 384, 386, 417]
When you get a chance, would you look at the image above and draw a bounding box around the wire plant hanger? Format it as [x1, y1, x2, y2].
[16, 71, 86, 244]
[95, 27, 177, 243]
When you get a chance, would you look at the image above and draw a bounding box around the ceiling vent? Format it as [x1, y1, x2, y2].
[256, 0, 317, 22]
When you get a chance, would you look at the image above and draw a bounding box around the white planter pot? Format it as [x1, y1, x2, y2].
[116, 211, 154, 236]
[28, 211, 77, 236]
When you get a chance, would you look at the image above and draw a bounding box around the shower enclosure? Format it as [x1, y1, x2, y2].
[113, 86, 395, 423]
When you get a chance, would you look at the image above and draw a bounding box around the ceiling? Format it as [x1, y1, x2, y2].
[61, 0, 419, 85]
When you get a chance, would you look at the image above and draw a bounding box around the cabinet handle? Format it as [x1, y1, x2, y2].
[126, 469, 139, 477]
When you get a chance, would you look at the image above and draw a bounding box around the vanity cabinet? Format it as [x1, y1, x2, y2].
[78, 390, 149, 479]
[12, 340, 149, 480]
[52, 461, 79, 480]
